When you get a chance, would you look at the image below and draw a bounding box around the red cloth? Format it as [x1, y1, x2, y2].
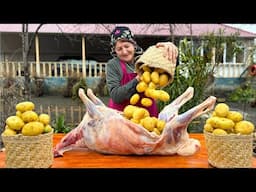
[108, 60, 158, 117]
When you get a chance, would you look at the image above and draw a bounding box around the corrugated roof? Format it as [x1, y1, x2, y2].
[0, 24, 255, 37]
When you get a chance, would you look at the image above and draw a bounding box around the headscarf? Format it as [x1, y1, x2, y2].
[110, 26, 143, 57]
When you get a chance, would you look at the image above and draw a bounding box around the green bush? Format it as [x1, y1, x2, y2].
[52, 114, 72, 133]
[158, 32, 242, 132]
[228, 85, 256, 103]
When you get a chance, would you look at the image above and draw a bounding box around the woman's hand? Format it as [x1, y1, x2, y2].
[135, 74, 140, 82]
[155, 42, 178, 64]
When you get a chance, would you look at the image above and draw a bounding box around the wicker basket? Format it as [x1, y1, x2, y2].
[253, 132, 256, 156]
[1, 131, 53, 168]
[204, 131, 253, 168]
[135, 45, 176, 87]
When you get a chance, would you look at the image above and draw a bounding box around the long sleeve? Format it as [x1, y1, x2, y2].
[106, 57, 138, 104]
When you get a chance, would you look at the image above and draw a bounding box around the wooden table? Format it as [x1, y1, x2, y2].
[1, 133, 256, 168]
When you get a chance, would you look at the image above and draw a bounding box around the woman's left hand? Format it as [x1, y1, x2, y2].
[155, 42, 178, 64]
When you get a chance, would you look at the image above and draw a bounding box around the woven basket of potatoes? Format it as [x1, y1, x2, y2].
[1, 101, 54, 168]
[203, 103, 255, 168]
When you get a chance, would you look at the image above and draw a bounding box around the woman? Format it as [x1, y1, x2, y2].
[106, 26, 178, 117]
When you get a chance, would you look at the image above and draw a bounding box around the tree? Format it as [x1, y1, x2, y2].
[158, 29, 242, 132]
[22, 24, 43, 100]
[22, 24, 29, 100]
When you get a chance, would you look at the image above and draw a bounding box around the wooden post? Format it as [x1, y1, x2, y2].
[22, 24, 30, 100]
[82, 35, 86, 78]
[35, 34, 40, 77]
[223, 43, 227, 64]
[211, 47, 216, 64]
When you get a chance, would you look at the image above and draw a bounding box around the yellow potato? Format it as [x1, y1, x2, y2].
[21, 110, 39, 123]
[235, 120, 255, 135]
[22, 121, 44, 136]
[214, 103, 229, 117]
[158, 90, 170, 102]
[2, 128, 17, 136]
[16, 101, 35, 113]
[209, 116, 234, 130]
[212, 128, 228, 135]
[39, 113, 51, 125]
[130, 93, 140, 105]
[142, 66, 152, 73]
[156, 119, 166, 132]
[132, 108, 146, 120]
[44, 124, 53, 133]
[148, 82, 156, 89]
[6, 116, 24, 131]
[150, 71, 159, 84]
[154, 68, 165, 74]
[204, 123, 214, 132]
[226, 111, 243, 122]
[158, 73, 169, 87]
[123, 105, 137, 119]
[142, 117, 155, 132]
[136, 81, 148, 93]
[142, 71, 151, 83]
[141, 98, 153, 107]
[153, 128, 160, 135]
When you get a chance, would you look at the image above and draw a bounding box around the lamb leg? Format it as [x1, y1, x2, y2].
[158, 87, 194, 122]
[79, 88, 103, 120]
[53, 119, 87, 157]
[176, 96, 216, 125]
[87, 88, 105, 106]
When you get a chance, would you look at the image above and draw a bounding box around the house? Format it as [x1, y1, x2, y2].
[0, 24, 255, 94]
[0, 24, 255, 62]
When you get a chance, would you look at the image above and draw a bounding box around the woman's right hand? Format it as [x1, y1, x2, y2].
[155, 42, 178, 64]
[135, 74, 140, 82]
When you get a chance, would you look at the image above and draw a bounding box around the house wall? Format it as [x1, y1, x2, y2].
[41, 77, 102, 95]
[0, 33, 112, 62]
[37, 34, 82, 61]
[214, 77, 246, 91]
[0, 32, 254, 96]
[0, 33, 172, 63]
[0, 33, 23, 61]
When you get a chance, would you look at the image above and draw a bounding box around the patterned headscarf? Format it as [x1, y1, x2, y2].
[110, 26, 143, 57]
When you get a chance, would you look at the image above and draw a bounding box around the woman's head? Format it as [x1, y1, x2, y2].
[110, 26, 143, 62]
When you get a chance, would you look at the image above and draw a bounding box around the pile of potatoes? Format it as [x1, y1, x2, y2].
[2, 101, 53, 136]
[132, 66, 170, 106]
[123, 66, 171, 135]
[204, 103, 255, 135]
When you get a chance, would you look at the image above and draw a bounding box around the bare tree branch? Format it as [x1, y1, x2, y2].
[27, 24, 44, 57]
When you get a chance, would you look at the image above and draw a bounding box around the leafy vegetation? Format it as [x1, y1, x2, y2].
[52, 114, 72, 133]
[158, 30, 242, 132]
[228, 83, 256, 103]
[71, 78, 87, 102]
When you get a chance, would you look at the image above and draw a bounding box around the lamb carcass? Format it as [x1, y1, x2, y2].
[54, 87, 216, 157]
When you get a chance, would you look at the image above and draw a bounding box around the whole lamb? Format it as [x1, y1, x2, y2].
[54, 87, 216, 157]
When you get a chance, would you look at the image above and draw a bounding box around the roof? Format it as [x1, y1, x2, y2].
[0, 24, 255, 37]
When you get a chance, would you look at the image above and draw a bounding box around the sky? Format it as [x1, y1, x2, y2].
[225, 24, 256, 34]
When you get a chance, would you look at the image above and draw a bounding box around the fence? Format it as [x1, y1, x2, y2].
[0, 103, 86, 149]
[0, 87, 4, 130]
[0, 61, 107, 78]
[0, 60, 249, 79]
[0, 102, 87, 135]
[0, 80, 24, 135]
[214, 62, 247, 78]
[36, 104, 87, 127]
